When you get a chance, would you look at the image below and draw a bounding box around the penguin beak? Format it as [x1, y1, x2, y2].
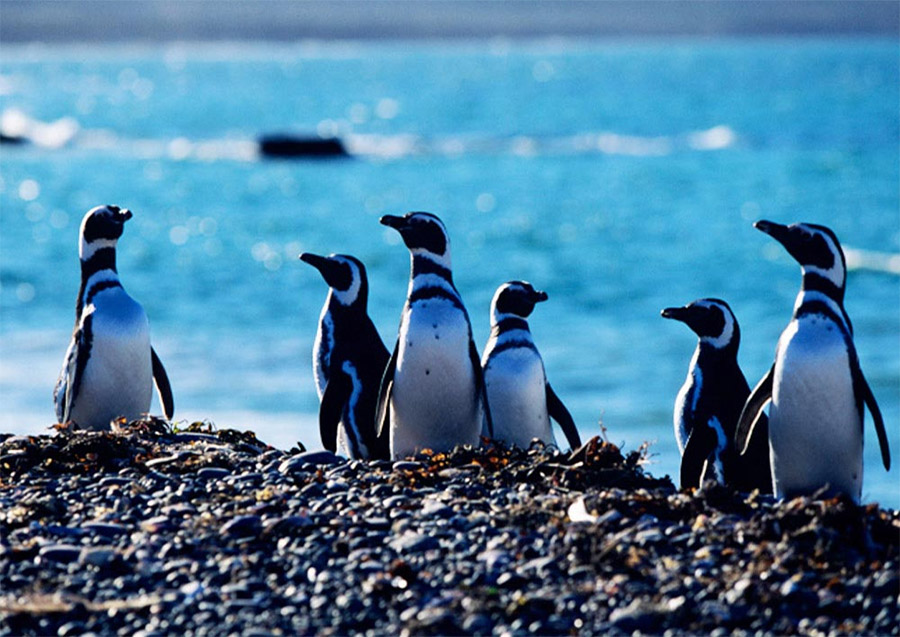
[662, 305, 710, 336]
[532, 290, 549, 304]
[300, 252, 327, 270]
[755, 219, 812, 263]
[300, 253, 346, 288]
[379, 214, 407, 232]
[661, 306, 691, 323]
[299, 252, 331, 273]
[120, 209, 133, 223]
[754, 219, 791, 244]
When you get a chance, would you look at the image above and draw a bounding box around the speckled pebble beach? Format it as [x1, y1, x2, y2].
[1, 420, 897, 636]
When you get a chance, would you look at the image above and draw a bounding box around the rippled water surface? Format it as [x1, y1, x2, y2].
[1, 39, 897, 505]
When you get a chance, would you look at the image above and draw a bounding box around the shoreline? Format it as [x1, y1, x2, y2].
[1, 420, 897, 634]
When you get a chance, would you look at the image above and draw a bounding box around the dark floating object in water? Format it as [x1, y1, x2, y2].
[257, 134, 350, 158]
[0, 133, 27, 145]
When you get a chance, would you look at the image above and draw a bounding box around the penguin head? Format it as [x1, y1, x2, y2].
[491, 280, 548, 323]
[661, 298, 739, 350]
[755, 220, 846, 291]
[380, 212, 451, 267]
[79, 205, 132, 260]
[299, 252, 367, 307]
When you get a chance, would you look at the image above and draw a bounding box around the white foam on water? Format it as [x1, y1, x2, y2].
[687, 125, 737, 150]
[844, 247, 900, 276]
[2, 108, 737, 161]
[1, 107, 79, 148]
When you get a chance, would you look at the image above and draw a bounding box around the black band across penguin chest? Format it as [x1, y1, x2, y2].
[488, 319, 539, 357]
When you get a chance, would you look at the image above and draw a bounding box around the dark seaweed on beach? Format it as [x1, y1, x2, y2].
[0, 419, 272, 480]
[1, 417, 897, 636]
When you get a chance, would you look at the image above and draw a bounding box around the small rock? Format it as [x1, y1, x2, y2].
[141, 516, 175, 534]
[197, 467, 230, 481]
[220, 515, 263, 539]
[437, 465, 483, 479]
[383, 495, 410, 509]
[263, 515, 314, 533]
[145, 455, 184, 468]
[57, 621, 86, 637]
[79, 546, 119, 568]
[38, 544, 81, 564]
[462, 613, 493, 634]
[392, 461, 424, 472]
[609, 599, 665, 633]
[278, 451, 341, 474]
[420, 500, 452, 518]
[98, 477, 131, 488]
[81, 522, 129, 538]
[295, 450, 342, 466]
[390, 532, 439, 554]
[497, 571, 527, 588]
[520, 555, 556, 574]
[597, 509, 624, 526]
[636, 528, 664, 544]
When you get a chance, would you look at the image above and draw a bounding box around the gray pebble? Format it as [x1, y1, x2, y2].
[390, 532, 439, 554]
[221, 515, 263, 539]
[140, 516, 175, 534]
[197, 467, 230, 481]
[81, 522, 130, 537]
[296, 450, 343, 466]
[38, 544, 82, 564]
[79, 546, 119, 568]
[392, 461, 424, 472]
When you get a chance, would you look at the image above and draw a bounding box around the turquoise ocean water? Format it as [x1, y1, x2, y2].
[1, 39, 897, 506]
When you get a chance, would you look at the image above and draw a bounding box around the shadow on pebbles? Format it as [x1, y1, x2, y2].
[0, 417, 897, 635]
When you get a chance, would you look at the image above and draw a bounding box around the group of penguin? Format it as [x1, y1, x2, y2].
[301, 212, 582, 463]
[54, 205, 891, 505]
[662, 220, 891, 503]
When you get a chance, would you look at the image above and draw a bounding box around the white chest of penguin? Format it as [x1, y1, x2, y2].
[76, 289, 152, 422]
[484, 346, 552, 447]
[771, 314, 862, 496]
[396, 298, 473, 389]
[312, 308, 334, 399]
[673, 351, 702, 453]
[390, 297, 480, 454]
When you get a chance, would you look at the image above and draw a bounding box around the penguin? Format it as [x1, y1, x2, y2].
[376, 212, 491, 459]
[736, 220, 891, 503]
[53, 205, 174, 430]
[299, 252, 390, 460]
[661, 298, 772, 493]
[481, 281, 582, 451]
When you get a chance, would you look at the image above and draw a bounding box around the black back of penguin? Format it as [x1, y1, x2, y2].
[300, 253, 390, 460]
[662, 298, 771, 493]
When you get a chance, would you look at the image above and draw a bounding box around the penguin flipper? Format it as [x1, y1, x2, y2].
[151, 347, 175, 420]
[546, 382, 581, 450]
[375, 342, 399, 438]
[735, 364, 774, 455]
[58, 315, 94, 425]
[470, 339, 493, 438]
[680, 427, 714, 490]
[319, 374, 349, 453]
[54, 334, 79, 423]
[854, 365, 891, 471]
